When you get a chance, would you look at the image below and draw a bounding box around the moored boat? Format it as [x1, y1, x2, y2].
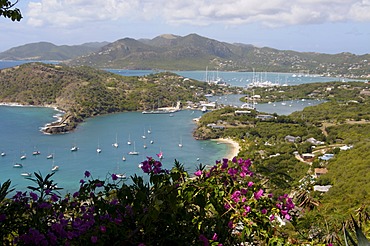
[13, 163, 23, 168]
[51, 165, 59, 172]
[21, 172, 32, 177]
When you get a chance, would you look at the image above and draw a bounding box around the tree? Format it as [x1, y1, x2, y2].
[0, 0, 22, 21]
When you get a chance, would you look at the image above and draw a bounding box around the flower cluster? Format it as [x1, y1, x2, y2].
[140, 156, 166, 174]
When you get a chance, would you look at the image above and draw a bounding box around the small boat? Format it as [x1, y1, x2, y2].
[32, 151, 41, 155]
[128, 151, 139, 155]
[178, 137, 183, 148]
[51, 165, 59, 172]
[127, 134, 132, 145]
[21, 172, 32, 177]
[112, 134, 119, 148]
[13, 163, 23, 168]
[97, 139, 102, 153]
[1, 152, 6, 157]
[20, 155, 26, 160]
[71, 146, 78, 152]
[150, 140, 154, 144]
[122, 156, 126, 161]
[128, 142, 139, 155]
[115, 173, 126, 179]
[46, 154, 53, 159]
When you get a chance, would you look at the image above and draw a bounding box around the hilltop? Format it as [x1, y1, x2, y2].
[1, 34, 369, 78]
[0, 42, 108, 61]
[0, 62, 232, 134]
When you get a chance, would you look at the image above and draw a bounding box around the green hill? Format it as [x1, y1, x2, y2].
[0, 62, 228, 133]
[0, 42, 107, 61]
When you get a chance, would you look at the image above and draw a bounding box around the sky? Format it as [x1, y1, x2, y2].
[1, 0, 370, 54]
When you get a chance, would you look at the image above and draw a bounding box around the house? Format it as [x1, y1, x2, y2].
[235, 110, 251, 115]
[206, 123, 225, 129]
[256, 114, 275, 121]
[313, 185, 332, 192]
[319, 153, 334, 161]
[285, 135, 301, 143]
[339, 145, 353, 151]
[306, 137, 325, 145]
[314, 168, 328, 178]
[301, 153, 315, 162]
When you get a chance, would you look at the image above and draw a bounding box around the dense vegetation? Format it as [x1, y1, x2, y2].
[193, 81, 370, 244]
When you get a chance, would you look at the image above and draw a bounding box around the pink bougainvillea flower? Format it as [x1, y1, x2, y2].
[254, 189, 264, 200]
[194, 170, 202, 176]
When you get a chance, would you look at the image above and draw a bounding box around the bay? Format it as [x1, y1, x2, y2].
[0, 107, 230, 195]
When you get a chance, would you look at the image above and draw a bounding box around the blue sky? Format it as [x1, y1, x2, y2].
[1, 0, 369, 54]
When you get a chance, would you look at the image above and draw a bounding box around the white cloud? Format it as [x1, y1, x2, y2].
[25, 0, 370, 28]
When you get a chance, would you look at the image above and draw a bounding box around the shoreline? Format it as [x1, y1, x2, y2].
[212, 138, 240, 160]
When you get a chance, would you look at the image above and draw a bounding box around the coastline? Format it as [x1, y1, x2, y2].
[212, 138, 240, 160]
[0, 102, 66, 134]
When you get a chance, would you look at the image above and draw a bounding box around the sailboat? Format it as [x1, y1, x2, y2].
[51, 155, 59, 172]
[97, 139, 102, 153]
[127, 134, 132, 145]
[142, 128, 147, 139]
[21, 172, 32, 177]
[178, 137, 183, 148]
[128, 142, 139, 155]
[115, 161, 126, 179]
[112, 134, 119, 148]
[13, 163, 23, 168]
[46, 153, 53, 159]
[1, 151, 5, 157]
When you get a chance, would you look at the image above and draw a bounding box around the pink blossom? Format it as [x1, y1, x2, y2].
[247, 181, 254, 187]
[194, 170, 202, 176]
[254, 189, 264, 200]
[228, 221, 234, 229]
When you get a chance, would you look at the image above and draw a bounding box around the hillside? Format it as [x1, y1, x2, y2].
[0, 42, 108, 61]
[68, 33, 370, 78]
[0, 62, 229, 134]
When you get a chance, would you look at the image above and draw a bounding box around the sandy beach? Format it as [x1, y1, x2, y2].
[213, 138, 240, 160]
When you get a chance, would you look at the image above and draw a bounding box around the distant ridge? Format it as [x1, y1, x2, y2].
[0, 42, 108, 61]
[1, 34, 369, 77]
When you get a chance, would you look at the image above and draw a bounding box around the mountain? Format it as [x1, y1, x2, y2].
[0, 42, 108, 61]
[1, 34, 369, 77]
[67, 34, 370, 77]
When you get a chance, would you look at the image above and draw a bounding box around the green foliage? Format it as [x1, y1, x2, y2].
[0, 0, 22, 21]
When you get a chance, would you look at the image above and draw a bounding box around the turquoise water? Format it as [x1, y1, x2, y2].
[0, 107, 229, 195]
[0, 61, 330, 196]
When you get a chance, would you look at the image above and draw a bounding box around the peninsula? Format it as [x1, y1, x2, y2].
[0, 62, 238, 134]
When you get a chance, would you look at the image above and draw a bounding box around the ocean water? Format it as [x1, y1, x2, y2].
[0, 107, 231, 195]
